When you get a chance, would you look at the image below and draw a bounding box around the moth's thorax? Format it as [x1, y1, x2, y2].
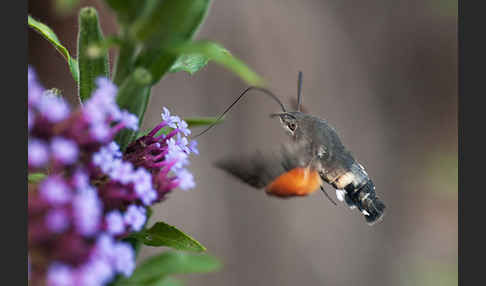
[286, 113, 368, 190]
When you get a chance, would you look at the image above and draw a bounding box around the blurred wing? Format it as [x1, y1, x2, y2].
[215, 143, 321, 197]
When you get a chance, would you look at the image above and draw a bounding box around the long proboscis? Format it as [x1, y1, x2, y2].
[191, 86, 287, 139]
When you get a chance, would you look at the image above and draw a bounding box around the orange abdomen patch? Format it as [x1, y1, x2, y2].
[266, 167, 322, 197]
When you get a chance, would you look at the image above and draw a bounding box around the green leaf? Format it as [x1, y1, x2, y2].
[168, 54, 209, 75]
[118, 251, 221, 285]
[130, 0, 211, 44]
[28, 15, 79, 82]
[139, 222, 206, 252]
[28, 173, 46, 184]
[132, 0, 213, 84]
[114, 68, 152, 150]
[77, 7, 110, 102]
[184, 116, 223, 127]
[173, 41, 264, 87]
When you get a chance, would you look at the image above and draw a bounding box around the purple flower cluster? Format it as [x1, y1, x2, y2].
[123, 107, 198, 197]
[28, 67, 198, 286]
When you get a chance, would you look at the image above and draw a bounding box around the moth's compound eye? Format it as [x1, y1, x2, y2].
[278, 114, 297, 134]
[288, 122, 297, 131]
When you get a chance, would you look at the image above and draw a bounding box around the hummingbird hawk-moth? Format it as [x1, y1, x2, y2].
[196, 72, 386, 225]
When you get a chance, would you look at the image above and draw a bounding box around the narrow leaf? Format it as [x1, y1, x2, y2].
[77, 7, 110, 101]
[131, 0, 211, 44]
[173, 41, 264, 87]
[140, 222, 206, 252]
[119, 251, 221, 285]
[28, 15, 79, 82]
[168, 54, 209, 75]
[184, 116, 223, 127]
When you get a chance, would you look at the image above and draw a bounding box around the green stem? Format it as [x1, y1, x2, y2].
[115, 68, 152, 150]
[112, 36, 136, 86]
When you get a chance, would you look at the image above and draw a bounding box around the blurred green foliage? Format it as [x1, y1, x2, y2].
[54, 0, 80, 16]
[401, 260, 458, 286]
[429, 0, 457, 17]
[423, 149, 458, 198]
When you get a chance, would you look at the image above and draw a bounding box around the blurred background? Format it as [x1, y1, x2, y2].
[28, 0, 457, 285]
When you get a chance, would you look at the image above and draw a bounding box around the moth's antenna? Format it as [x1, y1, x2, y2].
[191, 86, 287, 139]
[297, 71, 303, 111]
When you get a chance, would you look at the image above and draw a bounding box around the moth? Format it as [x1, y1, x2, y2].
[195, 72, 386, 225]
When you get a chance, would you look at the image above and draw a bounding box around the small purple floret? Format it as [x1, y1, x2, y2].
[109, 160, 134, 184]
[113, 242, 136, 277]
[78, 258, 114, 286]
[28, 67, 44, 106]
[161, 107, 180, 129]
[124, 205, 146, 231]
[105, 211, 125, 235]
[39, 176, 71, 204]
[92, 144, 122, 174]
[45, 209, 69, 233]
[189, 140, 199, 155]
[92, 234, 115, 260]
[37, 94, 70, 123]
[132, 168, 156, 205]
[72, 187, 102, 236]
[121, 110, 139, 130]
[72, 169, 90, 189]
[46, 263, 74, 286]
[28, 108, 34, 130]
[51, 137, 79, 165]
[177, 169, 196, 191]
[166, 138, 189, 170]
[29, 139, 49, 167]
[177, 119, 191, 136]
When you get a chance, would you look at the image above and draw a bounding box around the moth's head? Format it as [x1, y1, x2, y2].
[270, 111, 307, 137]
